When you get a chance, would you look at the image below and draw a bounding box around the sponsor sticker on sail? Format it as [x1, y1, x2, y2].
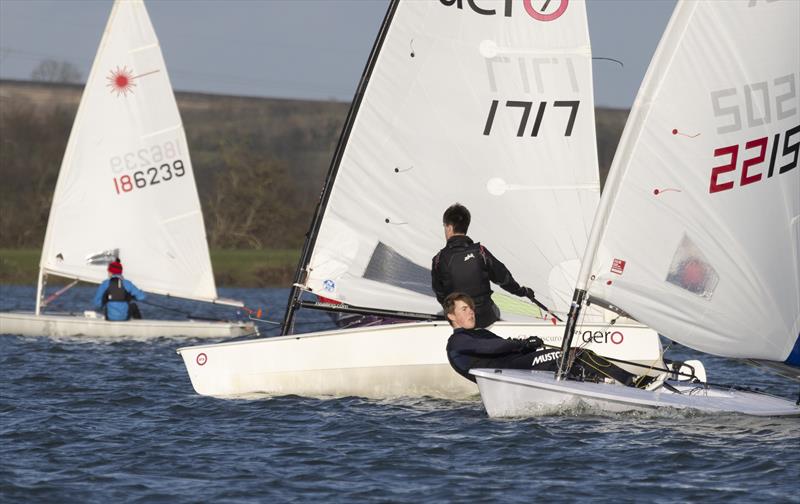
[611, 259, 626, 275]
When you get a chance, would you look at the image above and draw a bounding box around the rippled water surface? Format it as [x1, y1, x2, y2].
[1, 285, 798, 503]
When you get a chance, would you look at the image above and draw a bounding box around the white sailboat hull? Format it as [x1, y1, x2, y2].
[177, 321, 664, 399]
[0, 311, 255, 339]
[471, 369, 800, 417]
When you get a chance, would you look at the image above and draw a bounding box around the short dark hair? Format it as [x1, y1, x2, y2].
[443, 203, 470, 234]
[444, 292, 474, 326]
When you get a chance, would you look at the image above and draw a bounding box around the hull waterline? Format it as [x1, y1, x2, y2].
[177, 321, 663, 399]
[471, 369, 800, 417]
[0, 311, 255, 339]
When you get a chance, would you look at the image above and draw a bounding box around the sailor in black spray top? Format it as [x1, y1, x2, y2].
[444, 292, 638, 385]
[432, 203, 537, 328]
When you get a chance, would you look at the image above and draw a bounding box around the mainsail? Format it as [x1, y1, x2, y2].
[38, 0, 228, 305]
[574, 0, 799, 364]
[289, 0, 600, 322]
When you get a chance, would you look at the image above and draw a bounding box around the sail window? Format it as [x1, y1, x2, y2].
[363, 242, 432, 296]
[665, 235, 719, 299]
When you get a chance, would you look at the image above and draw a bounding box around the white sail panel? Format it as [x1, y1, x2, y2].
[39, 0, 220, 303]
[583, 1, 800, 363]
[307, 0, 599, 316]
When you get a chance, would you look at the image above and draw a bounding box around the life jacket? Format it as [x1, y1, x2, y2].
[103, 277, 131, 306]
[437, 241, 491, 301]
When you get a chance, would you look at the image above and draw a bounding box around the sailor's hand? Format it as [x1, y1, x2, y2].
[523, 287, 536, 302]
[519, 336, 544, 351]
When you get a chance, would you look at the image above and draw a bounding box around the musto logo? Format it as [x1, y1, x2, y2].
[440, 0, 569, 21]
[579, 330, 624, 345]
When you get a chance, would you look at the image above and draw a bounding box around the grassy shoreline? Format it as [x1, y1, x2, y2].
[0, 248, 300, 288]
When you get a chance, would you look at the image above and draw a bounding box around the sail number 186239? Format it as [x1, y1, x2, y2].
[112, 160, 185, 195]
[109, 139, 186, 195]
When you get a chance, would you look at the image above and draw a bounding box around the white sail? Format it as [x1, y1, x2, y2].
[305, 0, 599, 317]
[579, 0, 799, 364]
[39, 0, 224, 305]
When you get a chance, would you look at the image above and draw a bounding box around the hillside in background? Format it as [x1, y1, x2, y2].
[0, 79, 629, 250]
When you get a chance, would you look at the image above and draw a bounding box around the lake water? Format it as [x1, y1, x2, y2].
[1, 285, 798, 503]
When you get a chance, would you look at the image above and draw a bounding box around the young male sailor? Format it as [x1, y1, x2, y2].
[92, 260, 145, 321]
[444, 292, 640, 385]
[432, 203, 536, 327]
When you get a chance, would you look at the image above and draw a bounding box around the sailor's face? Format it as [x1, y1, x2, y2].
[449, 299, 475, 329]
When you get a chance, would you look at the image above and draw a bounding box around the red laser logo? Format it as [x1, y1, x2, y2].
[106, 66, 160, 97]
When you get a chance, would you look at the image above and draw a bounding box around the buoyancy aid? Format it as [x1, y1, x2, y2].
[103, 277, 131, 305]
[435, 240, 492, 301]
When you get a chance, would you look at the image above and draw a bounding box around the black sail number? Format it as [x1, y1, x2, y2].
[161, 162, 173, 181]
[113, 159, 186, 195]
[483, 99, 579, 137]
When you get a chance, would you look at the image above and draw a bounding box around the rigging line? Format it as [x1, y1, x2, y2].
[247, 316, 281, 325]
[138, 298, 192, 316]
[217, 330, 262, 343]
[529, 296, 563, 322]
[585, 352, 710, 387]
[137, 298, 232, 322]
[592, 56, 624, 68]
[42, 280, 79, 307]
[634, 340, 673, 387]
[573, 304, 673, 387]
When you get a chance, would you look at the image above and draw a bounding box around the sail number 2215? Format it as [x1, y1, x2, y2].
[710, 125, 799, 194]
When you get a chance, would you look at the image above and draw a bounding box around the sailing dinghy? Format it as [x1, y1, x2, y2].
[0, 0, 254, 339]
[473, 0, 800, 416]
[178, 0, 666, 399]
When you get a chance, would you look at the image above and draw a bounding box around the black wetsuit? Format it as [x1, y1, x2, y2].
[446, 327, 556, 382]
[446, 327, 636, 385]
[431, 235, 526, 327]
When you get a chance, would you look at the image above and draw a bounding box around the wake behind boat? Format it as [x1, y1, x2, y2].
[0, 0, 254, 339]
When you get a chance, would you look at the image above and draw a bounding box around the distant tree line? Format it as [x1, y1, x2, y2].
[0, 80, 627, 251]
[30, 60, 82, 84]
[0, 81, 347, 250]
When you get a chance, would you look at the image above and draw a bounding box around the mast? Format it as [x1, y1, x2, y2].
[34, 269, 45, 316]
[280, 0, 401, 335]
[557, 1, 692, 377]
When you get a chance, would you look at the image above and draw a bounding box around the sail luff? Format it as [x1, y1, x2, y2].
[573, 1, 698, 292]
[280, 0, 401, 334]
[578, 0, 800, 364]
[38, 0, 122, 276]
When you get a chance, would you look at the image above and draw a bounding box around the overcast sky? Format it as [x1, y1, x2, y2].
[0, 0, 677, 108]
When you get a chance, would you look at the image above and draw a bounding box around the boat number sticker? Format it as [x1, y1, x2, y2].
[109, 139, 186, 196]
[524, 0, 569, 22]
[611, 259, 626, 275]
[196, 353, 208, 366]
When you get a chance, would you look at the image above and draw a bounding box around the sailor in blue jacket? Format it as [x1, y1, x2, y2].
[92, 260, 146, 321]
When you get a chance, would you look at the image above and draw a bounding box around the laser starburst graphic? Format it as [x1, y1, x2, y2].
[106, 65, 136, 96]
